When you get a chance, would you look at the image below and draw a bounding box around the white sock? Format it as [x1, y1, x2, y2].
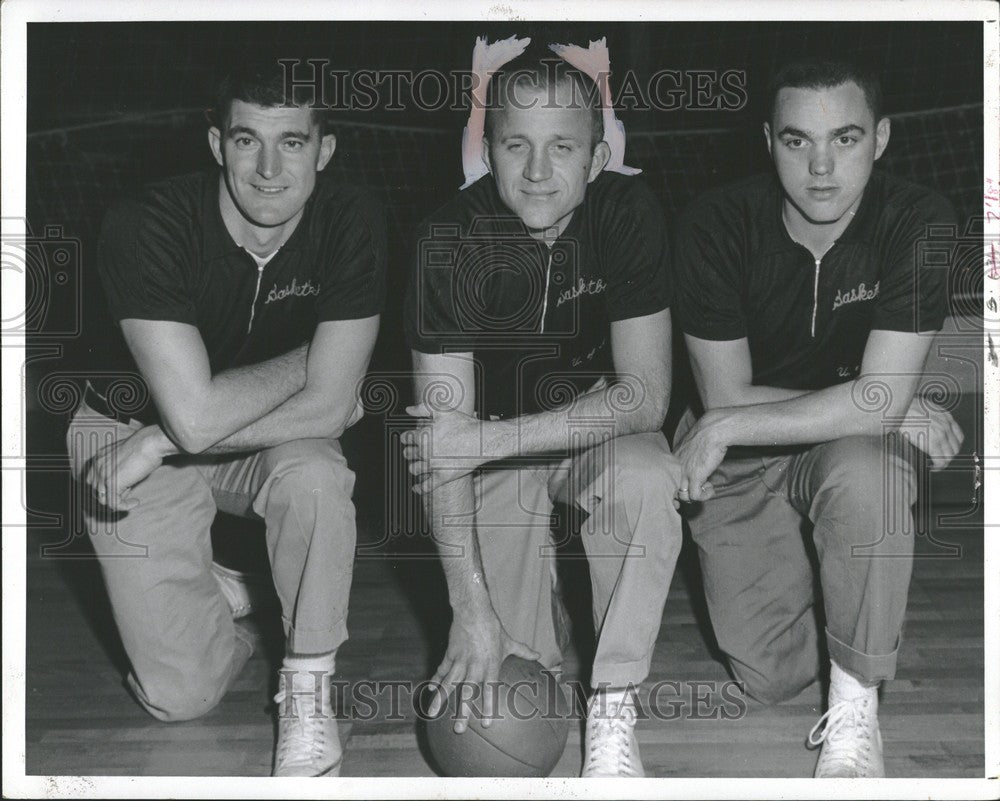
[830, 660, 877, 704]
[278, 651, 336, 712]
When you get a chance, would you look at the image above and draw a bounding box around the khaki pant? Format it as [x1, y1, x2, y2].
[66, 398, 357, 721]
[470, 432, 684, 689]
[677, 411, 918, 703]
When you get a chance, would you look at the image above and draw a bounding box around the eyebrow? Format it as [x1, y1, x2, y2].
[226, 125, 312, 141]
[499, 133, 583, 143]
[777, 123, 867, 139]
[831, 124, 867, 137]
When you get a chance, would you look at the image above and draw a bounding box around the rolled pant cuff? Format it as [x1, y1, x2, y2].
[284, 617, 348, 656]
[826, 627, 898, 684]
[590, 656, 650, 691]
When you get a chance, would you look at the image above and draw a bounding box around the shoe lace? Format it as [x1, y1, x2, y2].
[807, 697, 874, 775]
[584, 702, 637, 776]
[273, 687, 326, 766]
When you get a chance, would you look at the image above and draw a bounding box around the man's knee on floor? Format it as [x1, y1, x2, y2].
[128, 626, 254, 723]
[131, 664, 232, 722]
[728, 658, 818, 706]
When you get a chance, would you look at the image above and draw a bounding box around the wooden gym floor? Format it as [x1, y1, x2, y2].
[22, 448, 985, 779]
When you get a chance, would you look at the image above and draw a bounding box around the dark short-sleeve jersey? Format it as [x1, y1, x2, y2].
[675, 171, 954, 390]
[95, 170, 386, 422]
[404, 172, 672, 420]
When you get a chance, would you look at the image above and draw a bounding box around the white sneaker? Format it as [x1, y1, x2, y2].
[211, 562, 278, 620]
[808, 694, 884, 778]
[272, 669, 342, 777]
[581, 691, 644, 778]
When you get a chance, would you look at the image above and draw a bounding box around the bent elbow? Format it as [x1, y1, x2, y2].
[173, 428, 210, 455]
[161, 412, 212, 454]
[625, 391, 668, 434]
[646, 396, 669, 431]
[325, 407, 361, 441]
[320, 392, 366, 441]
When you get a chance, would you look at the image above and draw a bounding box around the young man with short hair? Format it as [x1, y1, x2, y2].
[673, 59, 964, 777]
[66, 62, 385, 776]
[402, 52, 683, 778]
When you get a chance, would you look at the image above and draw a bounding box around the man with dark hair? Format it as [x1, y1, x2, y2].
[211, 63, 333, 137]
[402, 52, 683, 777]
[65, 62, 385, 776]
[673, 58, 963, 777]
[765, 59, 884, 125]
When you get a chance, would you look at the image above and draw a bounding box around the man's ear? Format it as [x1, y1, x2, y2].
[588, 141, 611, 182]
[208, 126, 223, 167]
[873, 117, 891, 161]
[482, 136, 492, 174]
[317, 133, 337, 171]
[762, 122, 773, 157]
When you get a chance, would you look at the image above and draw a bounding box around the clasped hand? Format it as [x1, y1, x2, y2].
[83, 425, 165, 511]
[400, 404, 491, 494]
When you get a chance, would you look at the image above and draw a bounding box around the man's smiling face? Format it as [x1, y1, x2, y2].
[485, 81, 609, 239]
[209, 100, 335, 232]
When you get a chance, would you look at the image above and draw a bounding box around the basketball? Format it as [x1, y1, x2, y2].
[425, 656, 572, 777]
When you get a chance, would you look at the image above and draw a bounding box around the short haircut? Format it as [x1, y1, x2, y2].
[484, 55, 605, 150]
[766, 59, 884, 125]
[208, 60, 330, 135]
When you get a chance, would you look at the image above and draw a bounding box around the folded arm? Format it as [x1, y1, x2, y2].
[404, 308, 672, 494]
[120, 318, 307, 453]
[490, 308, 672, 453]
[85, 316, 378, 509]
[121, 316, 377, 455]
[677, 330, 961, 501]
[192, 316, 377, 454]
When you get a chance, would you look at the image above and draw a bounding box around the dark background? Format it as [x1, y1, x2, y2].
[16, 24, 988, 779]
[23, 20, 986, 551]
